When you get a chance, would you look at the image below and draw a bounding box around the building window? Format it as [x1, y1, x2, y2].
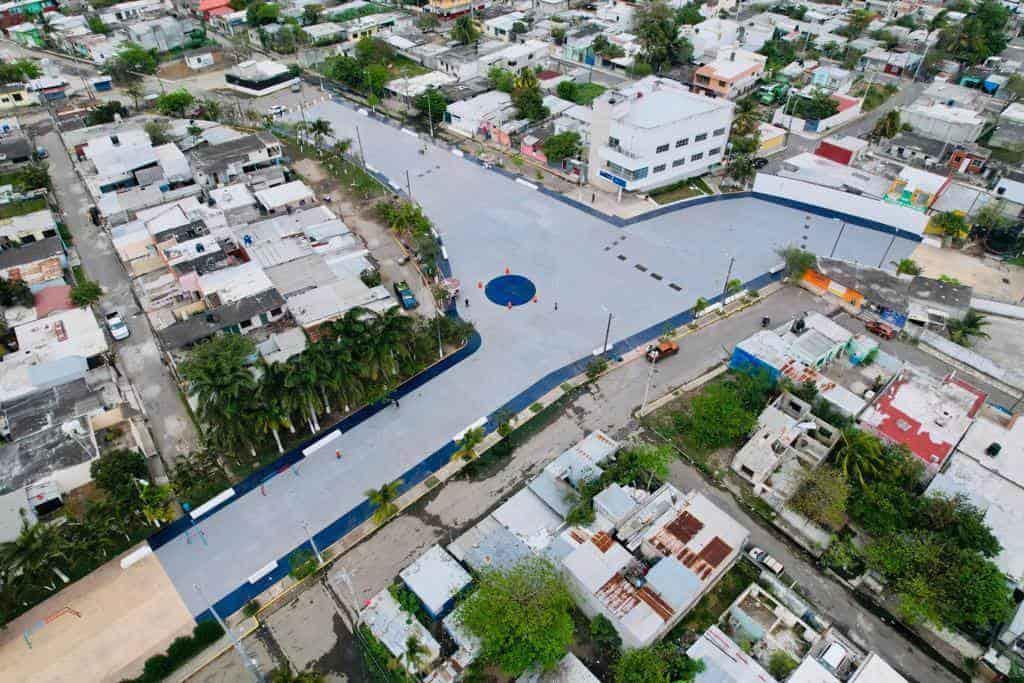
[608, 136, 619, 146]
[240, 319, 252, 329]
[270, 307, 283, 316]
[709, 147, 721, 156]
[12, 93, 22, 102]
[717, 80, 727, 87]
[691, 152, 703, 161]
[672, 158, 685, 167]
[656, 144, 669, 153]
[694, 133, 707, 142]
[653, 164, 666, 173]
[676, 138, 688, 147]
[713, 127, 726, 136]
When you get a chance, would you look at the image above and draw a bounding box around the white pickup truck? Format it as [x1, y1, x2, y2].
[747, 546, 784, 575]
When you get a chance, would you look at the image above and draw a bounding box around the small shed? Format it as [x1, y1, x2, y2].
[399, 544, 472, 618]
[185, 49, 216, 70]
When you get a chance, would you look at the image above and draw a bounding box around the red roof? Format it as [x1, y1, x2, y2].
[198, 0, 231, 12]
[207, 5, 232, 15]
[866, 373, 986, 467]
[34, 285, 73, 318]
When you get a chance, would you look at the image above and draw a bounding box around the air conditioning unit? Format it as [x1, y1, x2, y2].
[986, 442, 1002, 457]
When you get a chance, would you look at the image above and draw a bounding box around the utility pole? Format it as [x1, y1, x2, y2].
[405, 168, 412, 199]
[641, 349, 658, 414]
[355, 125, 366, 166]
[601, 308, 613, 357]
[878, 234, 897, 269]
[829, 220, 846, 257]
[193, 583, 264, 682]
[720, 256, 735, 305]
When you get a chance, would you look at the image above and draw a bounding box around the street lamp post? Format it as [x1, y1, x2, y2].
[300, 520, 324, 565]
[601, 307, 613, 357]
[641, 348, 658, 414]
[193, 583, 264, 682]
[829, 219, 846, 257]
[720, 256, 736, 306]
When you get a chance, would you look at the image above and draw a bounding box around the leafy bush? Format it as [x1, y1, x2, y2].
[243, 599, 261, 618]
[128, 621, 224, 682]
[289, 548, 318, 580]
[590, 614, 622, 654]
[768, 651, 798, 679]
[586, 357, 608, 379]
[71, 279, 103, 307]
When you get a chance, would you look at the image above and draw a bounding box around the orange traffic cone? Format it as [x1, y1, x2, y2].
[505, 267, 510, 275]
[477, 281, 482, 288]
[533, 295, 538, 303]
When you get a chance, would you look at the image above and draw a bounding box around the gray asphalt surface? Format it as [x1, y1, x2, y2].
[154, 95, 919, 616]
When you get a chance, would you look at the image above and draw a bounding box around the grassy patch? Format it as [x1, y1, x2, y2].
[988, 146, 1024, 165]
[425, 475, 439, 489]
[568, 82, 606, 104]
[669, 559, 759, 641]
[560, 381, 574, 392]
[72, 265, 86, 283]
[530, 402, 544, 413]
[649, 177, 712, 205]
[0, 196, 46, 218]
[861, 83, 897, 112]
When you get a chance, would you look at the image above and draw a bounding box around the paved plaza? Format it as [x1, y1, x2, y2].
[153, 97, 919, 618]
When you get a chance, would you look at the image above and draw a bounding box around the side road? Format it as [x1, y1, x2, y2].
[189, 287, 955, 683]
[39, 120, 200, 476]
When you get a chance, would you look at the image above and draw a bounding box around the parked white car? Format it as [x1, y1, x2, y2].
[105, 311, 130, 341]
[747, 546, 784, 575]
[267, 105, 287, 117]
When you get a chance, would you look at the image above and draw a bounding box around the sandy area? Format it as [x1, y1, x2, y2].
[911, 244, 1024, 302]
[0, 547, 194, 682]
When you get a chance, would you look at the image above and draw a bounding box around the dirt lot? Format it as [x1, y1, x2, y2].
[911, 243, 1024, 302]
[0, 548, 194, 683]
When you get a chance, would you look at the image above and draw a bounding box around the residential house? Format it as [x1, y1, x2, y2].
[810, 65, 854, 92]
[777, 151, 889, 198]
[444, 90, 514, 138]
[361, 589, 441, 676]
[928, 408, 1024, 588]
[254, 180, 315, 214]
[483, 11, 528, 41]
[302, 21, 345, 45]
[516, 653, 600, 683]
[225, 60, 299, 96]
[98, 0, 164, 25]
[425, 0, 488, 18]
[0, 134, 35, 165]
[191, 132, 283, 187]
[0, 208, 58, 248]
[860, 369, 986, 471]
[814, 135, 869, 166]
[336, 11, 406, 41]
[126, 16, 186, 52]
[0, 83, 34, 110]
[7, 22, 43, 47]
[691, 48, 766, 100]
[398, 545, 472, 619]
[588, 76, 734, 193]
[562, 484, 749, 649]
[902, 101, 987, 143]
[882, 166, 950, 212]
[989, 102, 1024, 154]
[0, 236, 66, 289]
[680, 18, 739, 62]
[687, 626, 778, 682]
[478, 40, 550, 75]
[858, 47, 921, 76]
[0, 0, 58, 29]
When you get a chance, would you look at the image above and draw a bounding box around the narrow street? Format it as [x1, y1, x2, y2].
[38, 119, 200, 478]
[193, 288, 955, 683]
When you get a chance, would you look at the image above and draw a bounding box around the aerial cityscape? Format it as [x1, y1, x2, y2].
[0, 0, 1022, 681]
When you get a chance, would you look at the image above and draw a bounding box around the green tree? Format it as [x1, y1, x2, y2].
[365, 479, 403, 525]
[541, 131, 582, 164]
[454, 427, 485, 461]
[613, 644, 705, 683]
[776, 245, 816, 279]
[592, 34, 626, 59]
[680, 379, 759, 450]
[788, 466, 849, 531]
[301, 3, 322, 24]
[488, 66, 515, 93]
[894, 258, 921, 275]
[85, 100, 128, 126]
[871, 109, 901, 139]
[402, 635, 431, 674]
[931, 210, 968, 238]
[86, 15, 111, 34]
[104, 43, 158, 82]
[179, 334, 258, 453]
[247, 1, 280, 26]
[834, 427, 888, 486]
[457, 558, 574, 676]
[590, 614, 622, 655]
[946, 310, 990, 347]
[768, 651, 799, 679]
[938, 0, 1009, 64]
[0, 59, 40, 82]
[155, 89, 195, 117]
[726, 154, 755, 187]
[675, 1, 703, 25]
[70, 279, 103, 307]
[0, 513, 72, 597]
[0, 277, 34, 307]
[513, 84, 548, 122]
[417, 12, 440, 30]
[634, 0, 691, 72]
[414, 87, 447, 126]
[90, 450, 148, 503]
[1005, 73, 1024, 102]
[451, 14, 480, 44]
[144, 119, 172, 145]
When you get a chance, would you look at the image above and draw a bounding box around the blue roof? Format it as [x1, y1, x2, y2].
[645, 556, 702, 611]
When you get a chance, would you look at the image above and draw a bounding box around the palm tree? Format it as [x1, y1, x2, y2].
[309, 118, 333, 151]
[513, 66, 538, 91]
[284, 354, 324, 433]
[402, 635, 430, 674]
[253, 388, 293, 453]
[139, 483, 174, 526]
[365, 479, 403, 525]
[947, 310, 990, 348]
[179, 335, 258, 439]
[894, 258, 922, 275]
[0, 513, 72, 592]
[125, 81, 144, 111]
[453, 427, 485, 461]
[833, 427, 888, 486]
[451, 15, 479, 45]
[726, 154, 756, 187]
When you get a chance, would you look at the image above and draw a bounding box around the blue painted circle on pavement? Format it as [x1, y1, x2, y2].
[485, 274, 536, 307]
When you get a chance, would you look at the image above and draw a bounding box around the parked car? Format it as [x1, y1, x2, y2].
[34, 146, 48, 159]
[267, 105, 287, 117]
[291, 81, 302, 93]
[645, 340, 679, 363]
[865, 320, 896, 340]
[393, 280, 418, 310]
[105, 311, 130, 341]
[747, 546, 784, 575]
[752, 157, 769, 169]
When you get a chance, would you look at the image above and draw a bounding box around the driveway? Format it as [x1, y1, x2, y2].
[38, 123, 200, 476]
[153, 94, 921, 619]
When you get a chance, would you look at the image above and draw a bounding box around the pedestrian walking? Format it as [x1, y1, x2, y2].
[591, 192, 596, 203]
[554, 301, 558, 311]
[393, 397, 400, 408]
[465, 297, 470, 307]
